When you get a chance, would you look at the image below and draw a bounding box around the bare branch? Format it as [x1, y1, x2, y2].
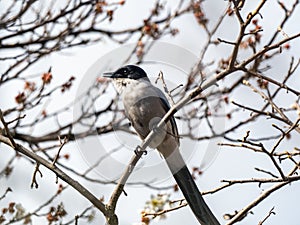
[226, 181, 290, 225]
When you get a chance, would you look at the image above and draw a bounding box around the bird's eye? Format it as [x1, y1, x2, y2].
[122, 69, 128, 74]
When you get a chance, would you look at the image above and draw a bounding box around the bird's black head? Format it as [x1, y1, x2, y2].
[103, 65, 148, 80]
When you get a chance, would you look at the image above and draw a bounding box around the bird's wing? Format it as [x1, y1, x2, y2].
[153, 87, 180, 144]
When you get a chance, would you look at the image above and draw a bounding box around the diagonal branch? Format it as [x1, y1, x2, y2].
[0, 134, 113, 222]
[226, 181, 290, 225]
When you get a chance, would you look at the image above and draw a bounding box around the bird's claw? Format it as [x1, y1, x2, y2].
[134, 146, 147, 156]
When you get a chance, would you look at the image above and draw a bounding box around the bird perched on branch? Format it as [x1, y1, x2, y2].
[103, 65, 220, 225]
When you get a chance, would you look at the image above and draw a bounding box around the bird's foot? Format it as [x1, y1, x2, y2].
[134, 146, 147, 156]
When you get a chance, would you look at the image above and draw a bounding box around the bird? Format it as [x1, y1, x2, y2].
[103, 65, 220, 225]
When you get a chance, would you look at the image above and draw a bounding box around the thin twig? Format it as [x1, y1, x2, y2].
[0, 187, 12, 201]
[143, 201, 188, 218]
[31, 163, 43, 189]
[155, 71, 176, 105]
[258, 207, 276, 225]
[0, 109, 17, 148]
[52, 136, 68, 166]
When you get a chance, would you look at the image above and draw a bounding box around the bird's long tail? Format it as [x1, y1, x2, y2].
[171, 163, 220, 225]
[158, 143, 220, 225]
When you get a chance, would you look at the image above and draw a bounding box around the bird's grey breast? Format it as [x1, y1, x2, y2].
[121, 80, 167, 140]
[122, 80, 158, 119]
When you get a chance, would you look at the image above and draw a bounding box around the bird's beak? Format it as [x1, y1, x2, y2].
[102, 72, 114, 78]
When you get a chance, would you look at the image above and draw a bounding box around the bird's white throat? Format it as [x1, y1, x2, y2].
[112, 77, 150, 95]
